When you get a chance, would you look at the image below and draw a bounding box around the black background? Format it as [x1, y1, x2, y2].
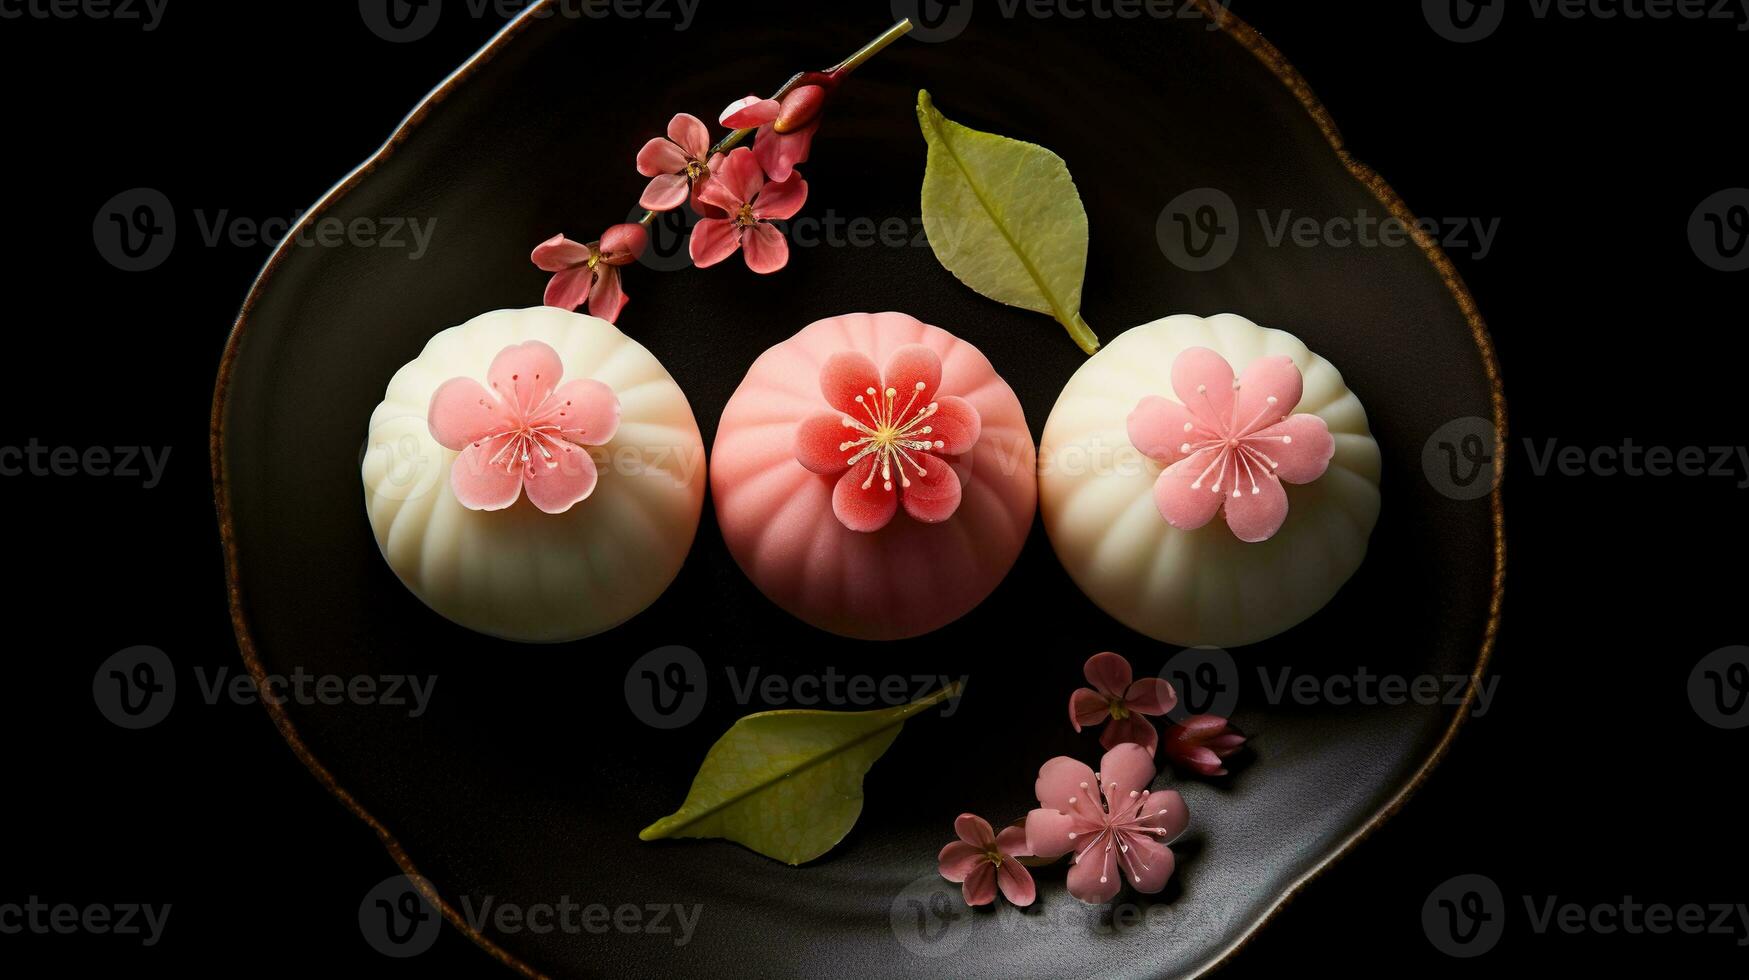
[2, 0, 1743, 976]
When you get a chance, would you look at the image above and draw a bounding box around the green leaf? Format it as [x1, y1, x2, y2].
[916, 89, 1100, 354]
[639, 682, 964, 865]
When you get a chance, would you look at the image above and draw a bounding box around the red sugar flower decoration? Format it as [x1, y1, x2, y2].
[1025, 743, 1189, 906]
[1161, 715, 1247, 777]
[689, 147, 808, 274]
[1127, 347, 1335, 543]
[794, 344, 982, 532]
[427, 340, 620, 515]
[636, 113, 726, 216]
[719, 74, 834, 184]
[531, 224, 648, 324]
[937, 813, 1035, 908]
[1069, 652, 1177, 757]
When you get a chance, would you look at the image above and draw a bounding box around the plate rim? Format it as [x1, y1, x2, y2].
[207, 3, 1508, 977]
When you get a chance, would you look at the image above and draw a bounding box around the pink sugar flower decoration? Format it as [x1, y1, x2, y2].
[1069, 652, 1178, 757]
[688, 147, 807, 273]
[428, 340, 620, 515]
[1127, 347, 1336, 543]
[1025, 743, 1189, 906]
[794, 343, 982, 532]
[635, 113, 725, 215]
[1161, 716, 1247, 777]
[937, 813, 1036, 908]
[719, 78, 831, 183]
[531, 224, 648, 323]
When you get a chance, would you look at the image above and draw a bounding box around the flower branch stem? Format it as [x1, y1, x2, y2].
[636, 19, 914, 228]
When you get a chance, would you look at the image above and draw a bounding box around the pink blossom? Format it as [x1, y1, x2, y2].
[427, 340, 620, 514]
[530, 224, 648, 323]
[1069, 652, 1177, 757]
[793, 344, 982, 532]
[688, 147, 807, 274]
[635, 113, 725, 216]
[1161, 715, 1247, 777]
[1024, 743, 1189, 905]
[719, 76, 833, 183]
[937, 813, 1035, 907]
[1127, 347, 1335, 542]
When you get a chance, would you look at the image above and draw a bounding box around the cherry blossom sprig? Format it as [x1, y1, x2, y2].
[1069, 651, 1247, 773]
[532, 19, 914, 322]
[935, 650, 1253, 910]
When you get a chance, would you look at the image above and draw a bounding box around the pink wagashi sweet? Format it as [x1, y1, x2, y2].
[712, 312, 1036, 641]
[635, 112, 727, 216]
[719, 78, 832, 183]
[1024, 743, 1189, 906]
[427, 340, 620, 515]
[688, 147, 807, 274]
[1160, 715, 1247, 777]
[1127, 346, 1337, 543]
[794, 343, 983, 532]
[531, 225, 648, 323]
[937, 813, 1036, 908]
[1068, 652, 1178, 757]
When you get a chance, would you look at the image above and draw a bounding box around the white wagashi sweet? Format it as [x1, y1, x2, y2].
[1039, 313, 1381, 647]
[360, 307, 706, 642]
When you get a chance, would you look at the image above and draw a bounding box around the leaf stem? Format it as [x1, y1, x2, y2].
[831, 19, 914, 77]
[636, 20, 914, 228]
[1062, 312, 1101, 354]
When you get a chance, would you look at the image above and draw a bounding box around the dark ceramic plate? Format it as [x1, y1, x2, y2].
[213, 3, 1504, 977]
